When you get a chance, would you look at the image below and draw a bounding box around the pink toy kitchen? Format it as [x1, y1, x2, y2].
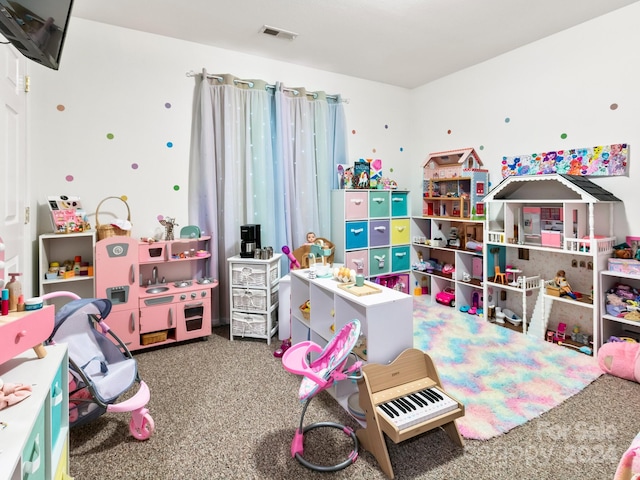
[522, 206, 566, 248]
[95, 236, 216, 351]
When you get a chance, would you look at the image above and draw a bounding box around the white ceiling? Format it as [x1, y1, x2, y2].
[71, 0, 639, 89]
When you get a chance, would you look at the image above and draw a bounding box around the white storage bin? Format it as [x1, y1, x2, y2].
[231, 263, 279, 287]
[231, 311, 277, 337]
[232, 288, 267, 311]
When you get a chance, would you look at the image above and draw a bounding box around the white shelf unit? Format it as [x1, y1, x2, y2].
[600, 270, 640, 344]
[331, 189, 411, 281]
[411, 216, 484, 309]
[288, 269, 413, 419]
[38, 231, 96, 311]
[228, 254, 282, 345]
[0, 345, 70, 480]
[482, 174, 621, 355]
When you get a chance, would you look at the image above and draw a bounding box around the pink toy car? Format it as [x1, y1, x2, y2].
[435, 287, 456, 307]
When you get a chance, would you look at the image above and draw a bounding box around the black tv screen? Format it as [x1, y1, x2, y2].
[0, 0, 74, 70]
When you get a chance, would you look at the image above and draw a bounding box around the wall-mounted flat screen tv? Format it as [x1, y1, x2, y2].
[0, 0, 74, 70]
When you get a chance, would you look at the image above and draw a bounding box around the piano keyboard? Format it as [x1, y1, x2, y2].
[375, 386, 458, 431]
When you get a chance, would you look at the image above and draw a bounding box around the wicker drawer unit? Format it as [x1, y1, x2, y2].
[228, 254, 282, 345]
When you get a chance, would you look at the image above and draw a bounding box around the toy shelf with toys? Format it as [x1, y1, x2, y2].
[600, 269, 640, 345]
[411, 216, 485, 312]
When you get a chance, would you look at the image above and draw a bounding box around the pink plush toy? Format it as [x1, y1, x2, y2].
[598, 340, 640, 383]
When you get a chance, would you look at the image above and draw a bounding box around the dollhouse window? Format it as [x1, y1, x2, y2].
[476, 182, 485, 195]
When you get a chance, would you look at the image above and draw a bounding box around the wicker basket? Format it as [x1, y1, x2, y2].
[299, 301, 310, 320]
[95, 196, 132, 241]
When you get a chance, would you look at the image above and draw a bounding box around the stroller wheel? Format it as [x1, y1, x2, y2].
[129, 413, 155, 440]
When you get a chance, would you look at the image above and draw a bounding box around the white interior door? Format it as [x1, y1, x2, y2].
[0, 43, 29, 292]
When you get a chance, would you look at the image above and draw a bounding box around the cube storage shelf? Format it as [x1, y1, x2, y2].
[0, 345, 70, 480]
[331, 189, 411, 281]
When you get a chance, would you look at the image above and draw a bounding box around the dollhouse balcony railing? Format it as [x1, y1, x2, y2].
[487, 230, 616, 255]
[565, 236, 616, 254]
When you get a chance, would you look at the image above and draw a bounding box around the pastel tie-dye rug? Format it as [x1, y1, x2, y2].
[412, 297, 603, 440]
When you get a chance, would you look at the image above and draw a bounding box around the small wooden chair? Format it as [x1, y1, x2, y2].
[494, 266, 507, 284]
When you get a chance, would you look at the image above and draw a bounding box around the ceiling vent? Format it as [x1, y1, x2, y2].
[260, 25, 298, 40]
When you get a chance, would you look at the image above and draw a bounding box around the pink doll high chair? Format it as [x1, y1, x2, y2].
[281, 319, 363, 472]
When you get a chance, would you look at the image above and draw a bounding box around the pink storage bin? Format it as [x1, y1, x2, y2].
[608, 258, 640, 275]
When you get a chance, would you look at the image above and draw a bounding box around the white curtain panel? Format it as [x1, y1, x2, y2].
[190, 71, 345, 324]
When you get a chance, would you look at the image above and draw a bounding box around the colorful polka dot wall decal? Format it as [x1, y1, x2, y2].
[505, 117, 510, 123]
[121, 195, 128, 202]
[166, 141, 173, 148]
[610, 103, 618, 110]
[560, 133, 568, 139]
[106, 133, 114, 139]
[400, 147, 404, 152]
[372, 148, 376, 153]
[65, 175, 74, 182]
[131, 163, 139, 170]
[384, 125, 389, 129]
[56, 105, 65, 111]
[479, 145, 485, 150]
[157, 214, 164, 221]
[165, 102, 172, 109]
[173, 185, 180, 191]
[352, 130, 356, 134]
[447, 129, 452, 135]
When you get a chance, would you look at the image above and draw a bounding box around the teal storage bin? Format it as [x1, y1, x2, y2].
[391, 191, 409, 217]
[369, 247, 391, 276]
[369, 191, 390, 218]
[50, 363, 64, 449]
[22, 404, 46, 480]
[391, 245, 411, 272]
[345, 221, 368, 250]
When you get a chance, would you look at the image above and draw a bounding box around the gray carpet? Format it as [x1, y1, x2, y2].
[69, 326, 640, 480]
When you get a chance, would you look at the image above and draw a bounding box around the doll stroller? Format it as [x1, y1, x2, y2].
[281, 319, 362, 472]
[43, 291, 155, 440]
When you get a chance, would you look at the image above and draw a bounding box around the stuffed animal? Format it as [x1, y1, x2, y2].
[598, 339, 640, 383]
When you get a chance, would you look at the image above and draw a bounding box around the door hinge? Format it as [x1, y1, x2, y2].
[24, 75, 30, 93]
[24, 206, 30, 224]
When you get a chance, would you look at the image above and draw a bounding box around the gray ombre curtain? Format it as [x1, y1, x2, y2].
[189, 70, 347, 324]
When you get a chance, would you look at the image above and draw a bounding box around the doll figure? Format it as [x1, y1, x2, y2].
[305, 232, 316, 245]
[555, 270, 577, 299]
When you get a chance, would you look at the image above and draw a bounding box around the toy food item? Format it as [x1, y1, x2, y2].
[333, 267, 355, 283]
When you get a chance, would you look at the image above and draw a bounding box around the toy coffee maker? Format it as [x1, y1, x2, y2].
[240, 224, 261, 258]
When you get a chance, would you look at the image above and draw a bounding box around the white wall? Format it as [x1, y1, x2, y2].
[28, 2, 640, 248]
[28, 19, 412, 239]
[409, 3, 640, 236]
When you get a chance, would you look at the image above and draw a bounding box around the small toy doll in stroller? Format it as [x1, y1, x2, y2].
[43, 292, 154, 440]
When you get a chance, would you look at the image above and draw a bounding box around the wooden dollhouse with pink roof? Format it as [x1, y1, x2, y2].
[422, 148, 489, 219]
